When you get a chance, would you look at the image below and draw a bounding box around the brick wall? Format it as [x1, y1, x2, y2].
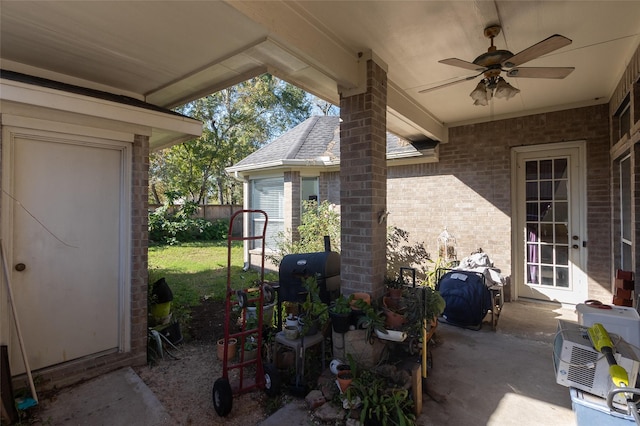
[339, 59, 388, 299]
[320, 171, 341, 207]
[388, 104, 611, 301]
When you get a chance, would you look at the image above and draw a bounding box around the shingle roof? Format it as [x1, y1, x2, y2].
[230, 115, 435, 171]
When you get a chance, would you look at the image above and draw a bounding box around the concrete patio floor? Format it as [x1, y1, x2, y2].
[417, 299, 578, 425]
[261, 299, 579, 426]
[28, 299, 580, 425]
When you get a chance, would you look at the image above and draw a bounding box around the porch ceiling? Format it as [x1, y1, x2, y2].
[2, 1, 639, 145]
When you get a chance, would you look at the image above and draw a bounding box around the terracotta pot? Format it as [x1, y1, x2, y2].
[216, 338, 237, 361]
[383, 308, 406, 329]
[387, 288, 403, 299]
[350, 292, 371, 308]
[337, 369, 353, 392]
[382, 296, 403, 311]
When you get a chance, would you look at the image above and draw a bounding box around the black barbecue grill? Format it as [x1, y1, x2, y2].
[278, 250, 340, 304]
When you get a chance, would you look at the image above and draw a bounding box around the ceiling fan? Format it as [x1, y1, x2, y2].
[420, 25, 574, 105]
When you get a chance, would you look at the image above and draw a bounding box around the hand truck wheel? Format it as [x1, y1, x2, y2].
[212, 377, 233, 416]
[263, 363, 281, 397]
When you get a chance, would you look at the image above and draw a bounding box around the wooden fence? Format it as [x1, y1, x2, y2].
[149, 204, 243, 221]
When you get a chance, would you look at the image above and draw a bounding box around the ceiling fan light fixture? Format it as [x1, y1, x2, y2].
[434, 25, 573, 104]
[470, 81, 490, 106]
[494, 77, 520, 100]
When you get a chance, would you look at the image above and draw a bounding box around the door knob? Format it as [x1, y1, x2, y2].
[572, 244, 579, 249]
[14, 263, 26, 272]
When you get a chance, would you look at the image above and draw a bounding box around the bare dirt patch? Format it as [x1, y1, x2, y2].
[134, 298, 274, 425]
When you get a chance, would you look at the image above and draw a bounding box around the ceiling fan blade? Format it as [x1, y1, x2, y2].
[503, 34, 572, 68]
[506, 67, 574, 79]
[439, 58, 486, 72]
[418, 73, 482, 93]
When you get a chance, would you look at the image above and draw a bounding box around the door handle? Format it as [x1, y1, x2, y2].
[14, 263, 26, 272]
[572, 244, 579, 249]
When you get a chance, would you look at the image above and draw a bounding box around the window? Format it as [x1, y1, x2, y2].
[525, 158, 570, 288]
[614, 95, 631, 142]
[620, 155, 632, 270]
[301, 177, 319, 203]
[250, 177, 284, 250]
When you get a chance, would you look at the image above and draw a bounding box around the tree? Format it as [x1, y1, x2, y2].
[313, 98, 339, 116]
[150, 74, 312, 205]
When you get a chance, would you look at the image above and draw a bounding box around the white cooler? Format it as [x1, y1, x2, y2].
[571, 388, 636, 425]
[576, 303, 640, 349]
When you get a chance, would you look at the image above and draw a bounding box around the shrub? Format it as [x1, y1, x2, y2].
[267, 200, 340, 267]
[149, 204, 229, 245]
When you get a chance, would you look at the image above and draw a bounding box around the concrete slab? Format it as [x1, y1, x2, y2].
[420, 321, 576, 425]
[32, 367, 173, 426]
[27, 300, 584, 425]
[258, 399, 309, 426]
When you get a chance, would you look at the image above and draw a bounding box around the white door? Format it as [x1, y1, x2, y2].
[3, 127, 130, 373]
[513, 143, 587, 304]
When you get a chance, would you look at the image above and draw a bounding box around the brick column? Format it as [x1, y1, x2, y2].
[284, 171, 301, 242]
[130, 134, 149, 362]
[339, 59, 388, 300]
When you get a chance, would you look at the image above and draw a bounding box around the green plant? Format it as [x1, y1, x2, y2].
[353, 298, 387, 343]
[267, 200, 340, 267]
[345, 369, 415, 426]
[244, 334, 258, 351]
[329, 294, 353, 314]
[384, 275, 405, 290]
[300, 275, 329, 335]
[148, 204, 229, 245]
[401, 284, 446, 337]
[423, 256, 458, 288]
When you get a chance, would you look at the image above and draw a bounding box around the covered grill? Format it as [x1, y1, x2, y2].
[278, 249, 340, 305]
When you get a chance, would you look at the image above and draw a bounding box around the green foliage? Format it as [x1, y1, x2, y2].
[329, 294, 353, 314]
[300, 275, 329, 335]
[401, 285, 446, 337]
[346, 369, 416, 426]
[353, 299, 387, 343]
[384, 275, 406, 290]
[150, 74, 312, 205]
[148, 204, 228, 245]
[386, 226, 431, 282]
[268, 200, 340, 267]
[425, 256, 458, 288]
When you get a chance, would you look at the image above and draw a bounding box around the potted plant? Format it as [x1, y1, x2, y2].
[352, 298, 387, 343]
[299, 275, 329, 336]
[216, 337, 237, 361]
[242, 334, 259, 361]
[334, 354, 358, 393]
[381, 295, 407, 330]
[402, 283, 446, 338]
[329, 294, 354, 333]
[244, 284, 277, 328]
[384, 275, 405, 299]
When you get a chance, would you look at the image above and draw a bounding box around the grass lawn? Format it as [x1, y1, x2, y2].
[148, 241, 277, 323]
